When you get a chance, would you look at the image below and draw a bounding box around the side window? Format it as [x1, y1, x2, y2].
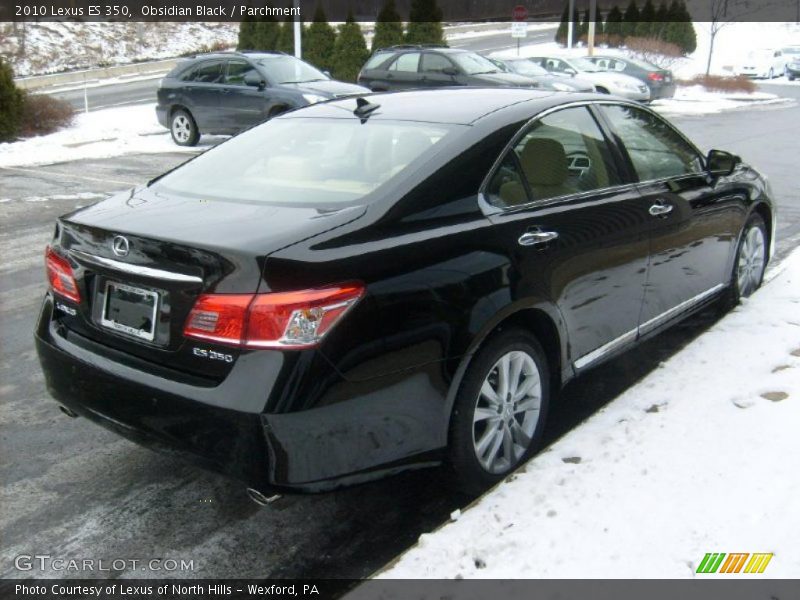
[363, 52, 392, 70]
[600, 104, 704, 181]
[179, 66, 199, 82]
[226, 60, 257, 85]
[420, 53, 454, 74]
[389, 53, 421, 72]
[487, 106, 622, 207]
[192, 61, 224, 84]
[612, 59, 627, 72]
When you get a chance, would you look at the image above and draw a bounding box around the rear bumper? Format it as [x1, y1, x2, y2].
[35, 294, 446, 492]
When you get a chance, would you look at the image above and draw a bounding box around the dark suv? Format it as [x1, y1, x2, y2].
[357, 45, 539, 91]
[156, 51, 369, 146]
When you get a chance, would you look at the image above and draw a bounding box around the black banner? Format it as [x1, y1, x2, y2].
[2, 579, 800, 600]
[1, 0, 799, 22]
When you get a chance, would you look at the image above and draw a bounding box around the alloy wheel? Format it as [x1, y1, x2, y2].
[472, 350, 542, 474]
[172, 115, 192, 144]
[736, 225, 766, 297]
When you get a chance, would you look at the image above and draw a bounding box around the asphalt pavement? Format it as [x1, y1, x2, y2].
[1, 84, 798, 580]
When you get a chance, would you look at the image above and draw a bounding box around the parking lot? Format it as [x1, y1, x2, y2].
[1, 85, 798, 579]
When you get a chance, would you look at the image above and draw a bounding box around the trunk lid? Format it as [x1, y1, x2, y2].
[53, 186, 366, 379]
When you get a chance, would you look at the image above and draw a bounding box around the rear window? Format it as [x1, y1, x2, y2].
[153, 118, 459, 206]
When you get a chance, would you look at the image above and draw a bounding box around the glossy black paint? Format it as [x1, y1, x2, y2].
[36, 89, 775, 492]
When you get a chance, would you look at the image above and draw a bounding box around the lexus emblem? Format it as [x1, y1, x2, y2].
[111, 235, 130, 257]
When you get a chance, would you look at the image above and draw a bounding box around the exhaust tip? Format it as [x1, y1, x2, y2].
[58, 405, 79, 418]
[246, 487, 281, 507]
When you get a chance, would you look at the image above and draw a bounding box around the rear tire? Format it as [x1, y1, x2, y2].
[170, 109, 199, 147]
[449, 328, 550, 494]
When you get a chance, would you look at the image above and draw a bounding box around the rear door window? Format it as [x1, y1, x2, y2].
[192, 61, 224, 84]
[487, 106, 622, 207]
[420, 53, 455, 74]
[389, 53, 421, 72]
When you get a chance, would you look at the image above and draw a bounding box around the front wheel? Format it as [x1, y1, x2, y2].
[449, 328, 550, 494]
[170, 109, 199, 147]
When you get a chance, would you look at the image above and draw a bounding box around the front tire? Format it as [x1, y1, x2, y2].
[722, 213, 768, 310]
[449, 328, 550, 494]
[170, 109, 199, 147]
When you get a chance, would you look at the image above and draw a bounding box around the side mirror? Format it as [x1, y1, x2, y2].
[323, 70, 331, 78]
[442, 66, 458, 76]
[706, 149, 740, 176]
[244, 71, 266, 89]
[564, 68, 577, 76]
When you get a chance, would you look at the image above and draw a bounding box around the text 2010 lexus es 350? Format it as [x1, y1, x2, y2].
[36, 89, 775, 497]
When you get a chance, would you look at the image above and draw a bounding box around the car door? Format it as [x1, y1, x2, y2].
[221, 59, 269, 132]
[597, 103, 739, 333]
[418, 52, 461, 88]
[182, 59, 225, 131]
[384, 52, 423, 90]
[484, 105, 652, 369]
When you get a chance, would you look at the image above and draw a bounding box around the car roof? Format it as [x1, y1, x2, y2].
[278, 87, 597, 126]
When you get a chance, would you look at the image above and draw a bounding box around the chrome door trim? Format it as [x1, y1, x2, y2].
[638, 283, 725, 335]
[70, 250, 203, 284]
[573, 283, 726, 370]
[573, 328, 637, 370]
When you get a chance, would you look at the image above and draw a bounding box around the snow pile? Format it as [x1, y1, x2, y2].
[380, 251, 800, 578]
[652, 85, 788, 115]
[0, 103, 218, 167]
[1, 22, 238, 77]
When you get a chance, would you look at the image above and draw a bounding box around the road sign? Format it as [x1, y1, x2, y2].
[512, 4, 528, 21]
[511, 22, 527, 38]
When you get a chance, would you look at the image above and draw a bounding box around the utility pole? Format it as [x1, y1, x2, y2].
[588, 0, 597, 56]
[293, 0, 302, 58]
[567, 0, 575, 49]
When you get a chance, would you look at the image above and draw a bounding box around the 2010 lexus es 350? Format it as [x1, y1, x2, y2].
[36, 89, 775, 498]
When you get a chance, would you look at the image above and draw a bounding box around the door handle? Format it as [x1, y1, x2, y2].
[649, 201, 673, 217]
[518, 230, 559, 247]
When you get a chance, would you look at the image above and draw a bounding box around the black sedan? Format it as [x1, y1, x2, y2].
[156, 50, 368, 146]
[37, 89, 774, 499]
[586, 55, 676, 100]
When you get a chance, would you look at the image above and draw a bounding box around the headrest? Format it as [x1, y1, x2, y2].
[519, 137, 568, 187]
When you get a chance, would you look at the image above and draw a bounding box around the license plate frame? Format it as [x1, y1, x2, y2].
[100, 281, 159, 342]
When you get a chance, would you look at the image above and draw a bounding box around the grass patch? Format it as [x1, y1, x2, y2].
[679, 74, 757, 93]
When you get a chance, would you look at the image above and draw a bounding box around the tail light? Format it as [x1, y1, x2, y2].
[183, 282, 365, 349]
[647, 72, 664, 82]
[45, 246, 81, 303]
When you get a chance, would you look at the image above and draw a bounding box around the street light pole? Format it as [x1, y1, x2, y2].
[293, 0, 302, 58]
[588, 0, 597, 56]
[567, 0, 575, 49]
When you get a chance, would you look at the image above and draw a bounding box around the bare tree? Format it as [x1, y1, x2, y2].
[703, 0, 772, 75]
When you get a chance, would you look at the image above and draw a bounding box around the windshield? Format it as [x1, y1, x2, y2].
[508, 60, 548, 76]
[153, 118, 458, 206]
[452, 52, 501, 75]
[568, 57, 601, 72]
[256, 55, 328, 84]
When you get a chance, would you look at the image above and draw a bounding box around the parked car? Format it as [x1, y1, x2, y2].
[734, 48, 786, 79]
[156, 51, 369, 146]
[37, 88, 774, 499]
[585, 55, 675, 99]
[782, 46, 800, 80]
[490, 57, 596, 92]
[357, 45, 541, 91]
[527, 55, 650, 101]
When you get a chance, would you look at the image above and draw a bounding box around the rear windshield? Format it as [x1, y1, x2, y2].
[508, 60, 548, 76]
[153, 118, 458, 206]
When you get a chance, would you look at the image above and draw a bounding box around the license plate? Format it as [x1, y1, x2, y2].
[100, 281, 159, 341]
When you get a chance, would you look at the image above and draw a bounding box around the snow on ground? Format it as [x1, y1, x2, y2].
[381, 250, 800, 579]
[651, 86, 789, 116]
[1, 22, 239, 77]
[0, 103, 219, 168]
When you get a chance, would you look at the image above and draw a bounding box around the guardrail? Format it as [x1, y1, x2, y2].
[14, 58, 183, 91]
